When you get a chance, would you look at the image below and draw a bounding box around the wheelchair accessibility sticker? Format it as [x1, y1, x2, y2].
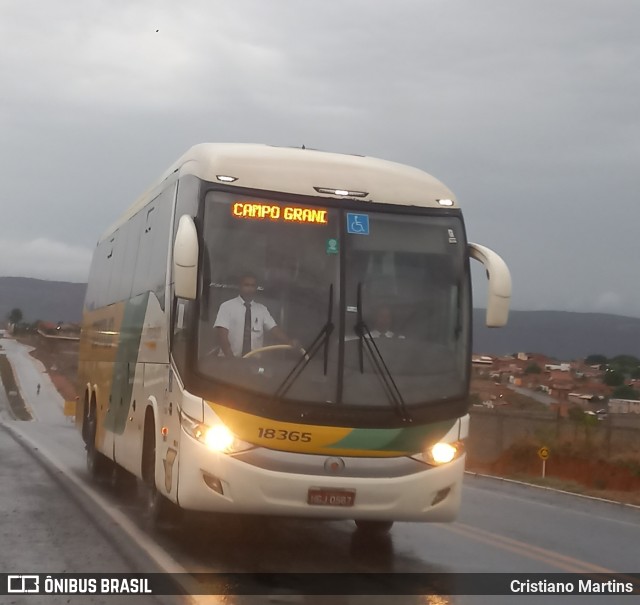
[346, 213, 369, 235]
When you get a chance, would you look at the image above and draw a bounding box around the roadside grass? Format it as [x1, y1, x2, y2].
[0, 354, 32, 420]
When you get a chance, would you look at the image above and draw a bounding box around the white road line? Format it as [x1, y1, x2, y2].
[5, 421, 222, 605]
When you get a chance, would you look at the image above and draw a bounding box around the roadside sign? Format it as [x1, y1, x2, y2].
[538, 446, 550, 478]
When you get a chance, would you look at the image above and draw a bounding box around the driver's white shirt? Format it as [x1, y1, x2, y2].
[214, 296, 277, 357]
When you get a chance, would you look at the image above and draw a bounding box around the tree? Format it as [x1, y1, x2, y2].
[603, 369, 624, 387]
[609, 355, 640, 377]
[612, 385, 640, 400]
[610, 354, 640, 367]
[525, 363, 542, 374]
[8, 308, 23, 324]
[585, 354, 607, 366]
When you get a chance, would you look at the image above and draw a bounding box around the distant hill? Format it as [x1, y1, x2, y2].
[2, 277, 639, 359]
[473, 309, 640, 360]
[0, 277, 86, 324]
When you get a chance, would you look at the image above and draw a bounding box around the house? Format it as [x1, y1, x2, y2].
[471, 355, 495, 378]
[545, 362, 571, 372]
[609, 398, 640, 414]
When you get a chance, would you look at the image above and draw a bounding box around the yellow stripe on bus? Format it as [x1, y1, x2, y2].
[207, 402, 406, 457]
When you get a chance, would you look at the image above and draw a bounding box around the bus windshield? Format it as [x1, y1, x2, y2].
[342, 212, 470, 407]
[197, 191, 340, 404]
[196, 191, 470, 408]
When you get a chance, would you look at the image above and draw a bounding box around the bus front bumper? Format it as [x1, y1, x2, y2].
[176, 436, 464, 522]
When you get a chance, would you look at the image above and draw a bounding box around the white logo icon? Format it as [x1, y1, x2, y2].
[8, 575, 40, 593]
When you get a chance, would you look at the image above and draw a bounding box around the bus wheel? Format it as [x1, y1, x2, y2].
[143, 483, 182, 529]
[85, 403, 111, 480]
[354, 520, 394, 534]
[142, 411, 181, 529]
[81, 392, 90, 444]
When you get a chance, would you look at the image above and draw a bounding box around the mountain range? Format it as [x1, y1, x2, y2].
[1, 277, 639, 359]
[0, 277, 86, 324]
[473, 309, 640, 360]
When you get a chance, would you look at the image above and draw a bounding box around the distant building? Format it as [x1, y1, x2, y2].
[472, 355, 494, 366]
[609, 398, 640, 414]
[567, 392, 606, 409]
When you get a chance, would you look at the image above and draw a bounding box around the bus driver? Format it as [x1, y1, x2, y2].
[214, 273, 296, 357]
[369, 305, 406, 340]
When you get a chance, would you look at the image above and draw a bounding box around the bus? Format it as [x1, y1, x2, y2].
[77, 143, 511, 532]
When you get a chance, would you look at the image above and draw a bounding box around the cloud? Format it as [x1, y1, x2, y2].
[0, 1, 199, 113]
[0, 238, 91, 283]
[1, 0, 640, 317]
[593, 291, 625, 315]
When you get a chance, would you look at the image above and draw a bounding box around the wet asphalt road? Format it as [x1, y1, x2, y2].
[1, 334, 639, 604]
[0, 411, 179, 605]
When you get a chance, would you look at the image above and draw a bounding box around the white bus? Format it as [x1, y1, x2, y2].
[77, 143, 510, 532]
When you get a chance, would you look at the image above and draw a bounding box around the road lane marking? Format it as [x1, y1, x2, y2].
[447, 521, 623, 575]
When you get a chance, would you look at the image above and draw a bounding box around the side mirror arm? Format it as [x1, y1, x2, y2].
[468, 242, 511, 327]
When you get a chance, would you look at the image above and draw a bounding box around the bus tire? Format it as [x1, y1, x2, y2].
[86, 398, 111, 480]
[81, 392, 90, 444]
[142, 409, 181, 529]
[143, 483, 182, 529]
[354, 520, 394, 534]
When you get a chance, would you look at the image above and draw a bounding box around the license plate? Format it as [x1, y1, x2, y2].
[307, 488, 356, 507]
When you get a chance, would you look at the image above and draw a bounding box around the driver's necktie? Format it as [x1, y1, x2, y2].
[242, 301, 252, 356]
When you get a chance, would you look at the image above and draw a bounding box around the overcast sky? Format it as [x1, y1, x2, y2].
[1, 0, 638, 317]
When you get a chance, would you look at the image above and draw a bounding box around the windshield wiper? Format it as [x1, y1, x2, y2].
[355, 283, 411, 422]
[272, 284, 334, 400]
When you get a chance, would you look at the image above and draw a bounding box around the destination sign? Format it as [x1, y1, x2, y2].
[232, 202, 328, 225]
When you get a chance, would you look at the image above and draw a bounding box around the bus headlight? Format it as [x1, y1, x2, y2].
[204, 424, 234, 451]
[180, 411, 253, 454]
[412, 440, 465, 466]
[430, 442, 458, 464]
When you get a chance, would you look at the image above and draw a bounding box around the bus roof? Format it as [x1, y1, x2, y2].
[101, 143, 457, 241]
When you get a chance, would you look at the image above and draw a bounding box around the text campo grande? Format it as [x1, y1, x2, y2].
[510, 579, 634, 594]
[41, 576, 151, 594]
[232, 202, 328, 225]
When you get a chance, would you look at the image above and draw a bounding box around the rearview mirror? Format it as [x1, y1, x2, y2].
[173, 215, 199, 300]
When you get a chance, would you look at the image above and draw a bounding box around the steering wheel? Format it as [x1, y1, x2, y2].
[203, 346, 221, 358]
[242, 344, 308, 360]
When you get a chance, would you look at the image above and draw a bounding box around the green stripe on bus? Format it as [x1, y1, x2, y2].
[331, 420, 455, 453]
[106, 292, 149, 434]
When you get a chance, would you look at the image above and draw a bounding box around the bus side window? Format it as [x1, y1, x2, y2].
[170, 176, 200, 376]
[172, 298, 194, 376]
[132, 205, 156, 298]
[131, 185, 174, 308]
